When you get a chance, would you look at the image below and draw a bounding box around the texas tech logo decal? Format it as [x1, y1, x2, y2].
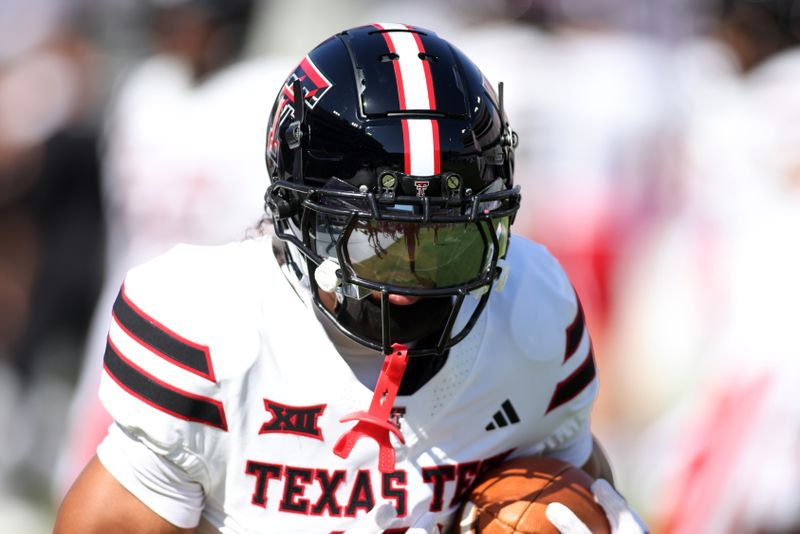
[268, 55, 332, 152]
[414, 180, 430, 198]
[282, 56, 332, 109]
[259, 398, 326, 440]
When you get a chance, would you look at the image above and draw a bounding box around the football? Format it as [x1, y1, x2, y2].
[454, 455, 611, 533]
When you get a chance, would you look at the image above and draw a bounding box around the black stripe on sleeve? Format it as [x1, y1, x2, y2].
[546, 347, 596, 414]
[112, 287, 214, 381]
[103, 339, 227, 431]
[564, 298, 585, 363]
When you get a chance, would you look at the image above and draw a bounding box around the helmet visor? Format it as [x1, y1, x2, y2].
[310, 178, 512, 291]
[347, 220, 491, 289]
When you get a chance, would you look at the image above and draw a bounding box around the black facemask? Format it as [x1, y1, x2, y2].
[334, 295, 453, 348]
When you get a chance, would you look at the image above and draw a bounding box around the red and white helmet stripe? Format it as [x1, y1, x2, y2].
[373, 23, 441, 176]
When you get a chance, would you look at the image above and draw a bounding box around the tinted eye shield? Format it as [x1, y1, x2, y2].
[269, 178, 520, 297]
[328, 217, 500, 295]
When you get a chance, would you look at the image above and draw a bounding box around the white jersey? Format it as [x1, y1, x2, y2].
[97, 235, 598, 533]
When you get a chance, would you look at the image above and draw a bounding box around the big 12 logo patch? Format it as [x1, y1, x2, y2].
[259, 398, 326, 440]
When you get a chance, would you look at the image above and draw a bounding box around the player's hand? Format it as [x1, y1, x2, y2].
[545, 479, 649, 534]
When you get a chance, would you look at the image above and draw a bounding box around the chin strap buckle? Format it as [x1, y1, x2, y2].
[333, 344, 409, 473]
[314, 258, 342, 293]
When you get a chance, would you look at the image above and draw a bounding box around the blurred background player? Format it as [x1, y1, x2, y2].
[468, 0, 671, 352]
[53, 0, 291, 500]
[0, 0, 105, 529]
[605, 0, 800, 531]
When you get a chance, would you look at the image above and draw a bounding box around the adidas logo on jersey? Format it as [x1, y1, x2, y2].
[485, 399, 520, 431]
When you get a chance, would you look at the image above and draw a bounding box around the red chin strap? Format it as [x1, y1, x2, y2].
[333, 344, 409, 473]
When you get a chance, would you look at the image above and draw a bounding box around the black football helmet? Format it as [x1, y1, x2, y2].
[265, 23, 520, 356]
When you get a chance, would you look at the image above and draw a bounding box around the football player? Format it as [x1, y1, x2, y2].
[54, 24, 644, 533]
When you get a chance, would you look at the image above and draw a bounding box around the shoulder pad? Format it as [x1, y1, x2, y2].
[496, 238, 580, 363]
